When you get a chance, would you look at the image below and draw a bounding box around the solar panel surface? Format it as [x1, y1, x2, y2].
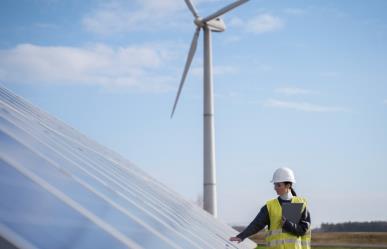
[0, 85, 256, 249]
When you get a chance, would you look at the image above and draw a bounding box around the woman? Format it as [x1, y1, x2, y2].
[229, 167, 311, 249]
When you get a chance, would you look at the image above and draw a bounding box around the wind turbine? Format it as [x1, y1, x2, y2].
[171, 0, 249, 217]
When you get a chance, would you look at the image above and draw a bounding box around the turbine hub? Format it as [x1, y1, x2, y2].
[194, 17, 204, 27]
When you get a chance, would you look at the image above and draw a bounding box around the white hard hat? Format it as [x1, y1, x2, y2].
[271, 167, 296, 183]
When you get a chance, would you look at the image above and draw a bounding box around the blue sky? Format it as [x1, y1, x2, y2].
[1, 0, 387, 228]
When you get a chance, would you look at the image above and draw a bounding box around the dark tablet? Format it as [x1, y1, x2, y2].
[282, 203, 303, 224]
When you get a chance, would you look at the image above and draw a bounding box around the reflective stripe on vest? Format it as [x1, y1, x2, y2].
[266, 229, 282, 237]
[267, 239, 311, 247]
[265, 197, 311, 249]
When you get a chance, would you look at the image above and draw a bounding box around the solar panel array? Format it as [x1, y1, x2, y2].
[0, 85, 256, 249]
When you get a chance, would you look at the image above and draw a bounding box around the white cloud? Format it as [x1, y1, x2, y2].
[229, 17, 244, 27]
[247, 14, 284, 33]
[264, 99, 348, 112]
[0, 43, 176, 93]
[275, 87, 315, 96]
[82, 0, 187, 35]
[383, 99, 387, 105]
[229, 14, 284, 34]
[82, 0, 234, 35]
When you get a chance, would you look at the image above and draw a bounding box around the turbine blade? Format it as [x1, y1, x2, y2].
[184, 0, 199, 18]
[171, 27, 201, 118]
[202, 0, 249, 23]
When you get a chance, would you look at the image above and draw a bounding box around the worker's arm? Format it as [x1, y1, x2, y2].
[236, 205, 269, 241]
[282, 206, 311, 236]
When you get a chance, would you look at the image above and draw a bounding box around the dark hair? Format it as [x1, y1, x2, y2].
[284, 181, 297, 196]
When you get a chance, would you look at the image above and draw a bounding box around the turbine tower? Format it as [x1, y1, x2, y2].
[171, 0, 249, 217]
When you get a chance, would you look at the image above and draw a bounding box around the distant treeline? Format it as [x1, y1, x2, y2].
[319, 221, 387, 232]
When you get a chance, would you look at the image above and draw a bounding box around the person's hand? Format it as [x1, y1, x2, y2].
[229, 236, 242, 243]
[229, 237, 242, 243]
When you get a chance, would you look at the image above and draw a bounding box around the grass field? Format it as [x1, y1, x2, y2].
[256, 246, 386, 249]
[249, 232, 387, 249]
[313, 247, 386, 249]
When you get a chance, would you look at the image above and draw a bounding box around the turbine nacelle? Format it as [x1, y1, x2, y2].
[194, 17, 225, 32]
[205, 18, 226, 32]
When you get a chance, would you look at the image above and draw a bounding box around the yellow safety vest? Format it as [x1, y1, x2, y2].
[265, 197, 311, 249]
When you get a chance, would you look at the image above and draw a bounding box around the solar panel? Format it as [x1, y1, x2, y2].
[0, 85, 256, 249]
